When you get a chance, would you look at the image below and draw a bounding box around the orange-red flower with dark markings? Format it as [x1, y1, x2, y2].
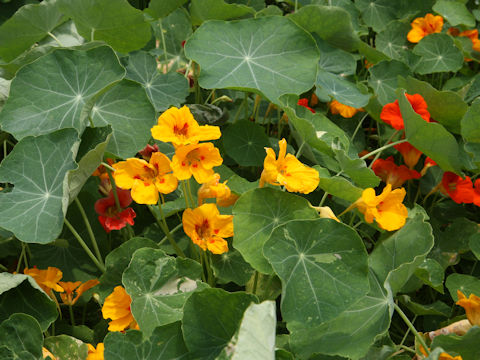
[440, 172, 474, 204]
[94, 189, 136, 233]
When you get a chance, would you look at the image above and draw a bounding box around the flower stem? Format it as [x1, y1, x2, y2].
[185, 179, 195, 207]
[202, 250, 215, 286]
[252, 271, 259, 295]
[182, 181, 191, 209]
[351, 113, 368, 141]
[393, 302, 430, 356]
[16, 243, 26, 273]
[361, 139, 406, 162]
[69, 305, 76, 326]
[158, 20, 169, 66]
[0, 263, 7, 272]
[74, 197, 103, 266]
[150, 204, 186, 258]
[106, 168, 135, 239]
[64, 219, 106, 273]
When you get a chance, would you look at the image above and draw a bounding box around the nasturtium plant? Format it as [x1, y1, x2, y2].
[1, 1, 480, 359]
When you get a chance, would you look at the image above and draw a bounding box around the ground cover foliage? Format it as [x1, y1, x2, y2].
[1, 0, 480, 359]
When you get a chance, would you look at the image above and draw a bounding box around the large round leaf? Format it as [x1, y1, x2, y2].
[222, 120, 270, 166]
[264, 219, 369, 327]
[0, 273, 57, 331]
[0, 46, 125, 140]
[104, 322, 189, 360]
[0, 314, 43, 359]
[0, 129, 79, 244]
[182, 288, 257, 359]
[413, 33, 463, 74]
[58, 0, 151, 53]
[123, 248, 208, 336]
[90, 80, 156, 158]
[184, 16, 319, 103]
[125, 51, 189, 112]
[232, 188, 318, 274]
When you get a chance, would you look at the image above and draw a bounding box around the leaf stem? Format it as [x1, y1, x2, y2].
[351, 113, 368, 141]
[64, 219, 106, 273]
[393, 302, 429, 356]
[361, 139, 406, 162]
[182, 181, 191, 209]
[158, 20, 169, 66]
[69, 305, 76, 326]
[47, 31, 64, 47]
[74, 197, 103, 267]
[149, 204, 186, 258]
[252, 271, 259, 295]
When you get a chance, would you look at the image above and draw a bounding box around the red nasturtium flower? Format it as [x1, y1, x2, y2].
[474, 179, 480, 207]
[151, 106, 221, 147]
[102, 286, 138, 332]
[380, 93, 430, 130]
[94, 189, 136, 233]
[260, 138, 319, 194]
[407, 13, 444, 43]
[58, 279, 99, 306]
[329, 99, 363, 118]
[372, 156, 421, 188]
[113, 152, 178, 204]
[171, 142, 223, 184]
[354, 184, 408, 231]
[87, 343, 104, 360]
[182, 203, 233, 254]
[440, 172, 474, 204]
[297, 98, 315, 113]
[421, 157, 437, 176]
[197, 173, 238, 207]
[393, 142, 422, 169]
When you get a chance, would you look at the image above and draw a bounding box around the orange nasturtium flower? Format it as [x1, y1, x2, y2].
[456, 290, 480, 326]
[394, 141, 422, 169]
[24, 267, 64, 295]
[372, 156, 421, 189]
[102, 286, 138, 332]
[448, 28, 480, 52]
[380, 93, 430, 130]
[329, 100, 363, 118]
[58, 279, 99, 306]
[407, 13, 444, 43]
[259, 138, 319, 194]
[182, 203, 233, 254]
[42, 347, 57, 359]
[87, 343, 104, 360]
[197, 173, 238, 207]
[440, 172, 474, 204]
[151, 105, 221, 147]
[420, 346, 462, 360]
[354, 184, 408, 231]
[113, 152, 178, 204]
[171, 142, 223, 184]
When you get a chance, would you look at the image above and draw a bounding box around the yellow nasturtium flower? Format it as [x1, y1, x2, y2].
[86, 343, 104, 360]
[102, 286, 138, 332]
[260, 138, 319, 194]
[151, 105, 221, 147]
[329, 100, 363, 118]
[182, 203, 233, 254]
[456, 290, 480, 326]
[113, 152, 178, 204]
[171, 142, 223, 184]
[354, 184, 408, 231]
[58, 279, 99, 306]
[197, 173, 238, 207]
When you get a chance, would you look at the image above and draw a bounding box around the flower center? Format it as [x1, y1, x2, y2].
[173, 122, 189, 136]
[195, 219, 211, 240]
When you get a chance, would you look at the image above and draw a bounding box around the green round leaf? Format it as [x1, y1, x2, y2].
[445, 273, 480, 301]
[146, 0, 188, 19]
[413, 33, 464, 74]
[0, 129, 79, 244]
[0, 46, 125, 140]
[222, 120, 270, 166]
[43, 335, 88, 360]
[433, 0, 475, 27]
[185, 16, 319, 103]
[317, 39, 357, 76]
[211, 248, 255, 286]
[125, 51, 189, 112]
[232, 188, 319, 274]
[190, 0, 255, 26]
[355, 0, 396, 32]
[104, 322, 189, 360]
[123, 248, 208, 336]
[0, 314, 43, 359]
[0, 273, 57, 331]
[316, 69, 370, 108]
[375, 21, 410, 62]
[90, 80, 156, 158]
[182, 288, 257, 359]
[264, 219, 369, 327]
[368, 60, 411, 105]
[58, 0, 151, 53]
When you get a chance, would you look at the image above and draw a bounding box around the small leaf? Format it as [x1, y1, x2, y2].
[461, 98, 480, 143]
[316, 69, 370, 108]
[190, 0, 255, 25]
[123, 248, 208, 336]
[59, 0, 151, 53]
[0, 314, 43, 359]
[90, 80, 156, 158]
[0, 46, 125, 140]
[104, 322, 189, 360]
[445, 273, 480, 301]
[0, 273, 57, 331]
[125, 51, 189, 112]
[355, 0, 396, 32]
[264, 219, 369, 327]
[146, 0, 188, 18]
[0, 129, 79, 244]
[182, 288, 257, 359]
[232, 188, 318, 274]
[398, 295, 450, 317]
[414, 258, 445, 293]
[397, 89, 462, 174]
[413, 33, 463, 74]
[431, 327, 480, 360]
[43, 335, 88, 360]
[211, 249, 255, 286]
[433, 0, 475, 27]
[334, 149, 380, 188]
[222, 120, 270, 166]
[185, 16, 319, 103]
